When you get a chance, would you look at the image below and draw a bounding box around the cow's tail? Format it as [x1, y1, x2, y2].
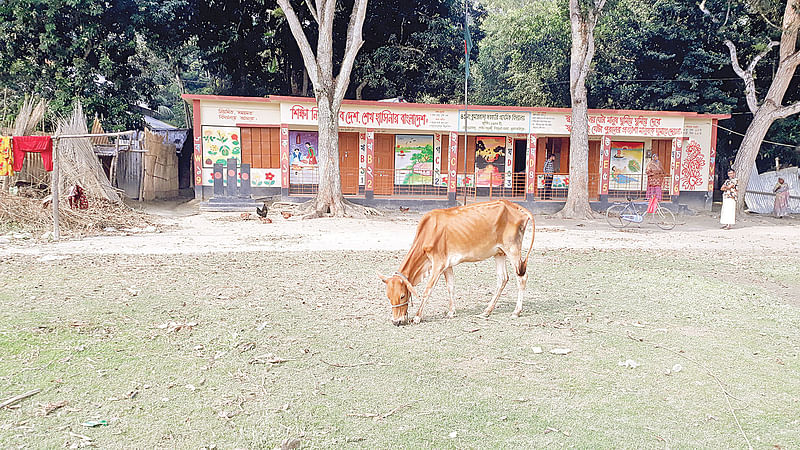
[517, 207, 535, 277]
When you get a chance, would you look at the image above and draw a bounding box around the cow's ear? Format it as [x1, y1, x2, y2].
[401, 279, 419, 298]
[377, 272, 390, 284]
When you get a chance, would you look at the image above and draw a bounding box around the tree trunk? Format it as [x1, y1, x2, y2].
[731, 105, 777, 211]
[559, 0, 602, 219]
[717, 0, 800, 212]
[313, 96, 346, 216]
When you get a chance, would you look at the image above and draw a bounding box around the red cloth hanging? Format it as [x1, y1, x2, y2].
[12, 136, 53, 172]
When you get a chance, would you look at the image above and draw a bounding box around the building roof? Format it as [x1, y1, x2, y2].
[181, 94, 731, 120]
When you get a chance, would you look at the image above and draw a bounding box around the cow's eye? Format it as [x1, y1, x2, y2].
[400, 294, 405, 299]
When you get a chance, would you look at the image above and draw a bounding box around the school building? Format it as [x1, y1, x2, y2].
[182, 94, 729, 211]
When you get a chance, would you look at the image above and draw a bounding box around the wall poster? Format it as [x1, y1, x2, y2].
[394, 134, 434, 185]
[202, 126, 241, 168]
[609, 141, 644, 190]
[289, 131, 319, 184]
[475, 136, 506, 187]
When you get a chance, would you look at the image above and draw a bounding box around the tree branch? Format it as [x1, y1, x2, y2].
[333, 0, 369, 103]
[698, 0, 720, 23]
[724, 39, 773, 114]
[784, 49, 800, 69]
[305, 0, 319, 24]
[746, 41, 779, 73]
[774, 101, 800, 119]
[277, 0, 320, 89]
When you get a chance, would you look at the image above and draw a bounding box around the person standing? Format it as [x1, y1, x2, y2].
[720, 169, 738, 230]
[773, 177, 790, 218]
[645, 153, 664, 202]
[542, 154, 555, 200]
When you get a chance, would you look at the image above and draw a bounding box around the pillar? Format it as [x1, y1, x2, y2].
[365, 129, 375, 200]
[707, 120, 718, 209]
[599, 135, 611, 203]
[525, 133, 537, 202]
[670, 137, 683, 203]
[192, 100, 203, 200]
[448, 131, 458, 204]
[280, 124, 289, 198]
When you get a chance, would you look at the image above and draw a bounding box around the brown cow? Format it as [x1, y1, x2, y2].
[379, 199, 535, 325]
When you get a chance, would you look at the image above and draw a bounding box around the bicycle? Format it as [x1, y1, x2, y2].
[606, 196, 676, 230]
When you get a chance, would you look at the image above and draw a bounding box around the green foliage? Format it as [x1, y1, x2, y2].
[0, 0, 147, 129]
[473, 0, 570, 107]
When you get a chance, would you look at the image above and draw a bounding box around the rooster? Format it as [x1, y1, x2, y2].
[399, 207, 410, 212]
[256, 202, 268, 218]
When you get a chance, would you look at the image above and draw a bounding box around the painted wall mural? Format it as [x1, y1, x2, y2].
[475, 136, 506, 187]
[202, 126, 241, 168]
[289, 131, 319, 184]
[394, 134, 434, 185]
[609, 141, 644, 190]
[680, 138, 707, 191]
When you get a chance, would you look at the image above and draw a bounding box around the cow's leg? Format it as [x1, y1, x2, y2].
[483, 254, 509, 316]
[512, 268, 527, 317]
[443, 267, 456, 318]
[413, 264, 444, 324]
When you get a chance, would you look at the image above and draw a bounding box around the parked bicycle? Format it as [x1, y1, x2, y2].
[606, 196, 676, 230]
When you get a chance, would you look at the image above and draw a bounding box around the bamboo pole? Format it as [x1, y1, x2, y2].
[52, 138, 60, 240]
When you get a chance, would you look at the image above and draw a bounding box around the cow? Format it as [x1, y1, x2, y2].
[379, 199, 535, 325]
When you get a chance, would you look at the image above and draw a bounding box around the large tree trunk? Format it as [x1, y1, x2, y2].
[559, 0, 605, 219]
[313, 95, 346, 216]
[277, 0, 371, 218]
[711, 0, 800, 211]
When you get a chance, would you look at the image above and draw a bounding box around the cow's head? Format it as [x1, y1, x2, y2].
[378, 272, 418, 325]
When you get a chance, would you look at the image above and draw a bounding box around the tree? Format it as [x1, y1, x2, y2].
[276, 0, 370, 217]
[0, 0, 150, 129]
[702, 0, 800, 211]
[559, 0, 608, 219]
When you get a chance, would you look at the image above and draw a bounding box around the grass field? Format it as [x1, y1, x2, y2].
[1, 249, 798, 448]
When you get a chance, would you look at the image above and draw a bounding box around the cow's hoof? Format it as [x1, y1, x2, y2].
[511, 310, 521, 318]
[447, 311, 455, 319]
[413, 316, 421, 324]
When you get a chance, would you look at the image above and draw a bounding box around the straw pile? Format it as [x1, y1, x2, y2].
[141, 130, 179, 200]
[54, 101, 121, 203]
[2, 96, 49, 191]
[0, 191, 157, 234]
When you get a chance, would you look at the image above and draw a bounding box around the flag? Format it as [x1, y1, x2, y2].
[464, 14, 472, 79]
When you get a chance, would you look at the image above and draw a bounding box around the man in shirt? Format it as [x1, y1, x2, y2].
[543, 154, 555, 200]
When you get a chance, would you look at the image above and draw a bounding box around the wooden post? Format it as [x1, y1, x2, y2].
[51, 138, 60, 241]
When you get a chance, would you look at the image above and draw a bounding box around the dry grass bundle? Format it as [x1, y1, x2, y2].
[13, 96, 48, 136]
[54, 101, 120, 203]
[0, 191, 158, 235]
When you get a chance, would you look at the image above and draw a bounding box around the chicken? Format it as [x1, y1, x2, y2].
[240, 212, 252, 220]
[281, 212, 293, 220]
[260, 217, 272, 224]
[256, 202, 268, 218]
[399, 207, 410, 212]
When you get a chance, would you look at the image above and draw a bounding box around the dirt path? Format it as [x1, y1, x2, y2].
[2, 201, 798, 257]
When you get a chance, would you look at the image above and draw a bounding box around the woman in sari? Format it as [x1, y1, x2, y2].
[645, 153, 664, 202]
[720, 169, 738, 230]
[773, 177, 790, 218]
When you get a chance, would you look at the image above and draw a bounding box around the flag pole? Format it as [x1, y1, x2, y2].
[463, 0, 469, 206]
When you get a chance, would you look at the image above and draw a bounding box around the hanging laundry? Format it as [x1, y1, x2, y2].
[68, 184, 88, 210]
[12, 136, 53, 172]
[0, 136, 13, 177]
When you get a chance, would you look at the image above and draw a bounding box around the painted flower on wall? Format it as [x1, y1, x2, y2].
[681, 139, 706, 190]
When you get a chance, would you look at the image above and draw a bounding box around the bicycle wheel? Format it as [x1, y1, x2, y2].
[606, 204, 631, 228]
[653, 205, 676, 230]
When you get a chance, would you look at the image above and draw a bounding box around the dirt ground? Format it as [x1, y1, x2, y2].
[2, 199, 799, 257]
[1, 201, 798, 448]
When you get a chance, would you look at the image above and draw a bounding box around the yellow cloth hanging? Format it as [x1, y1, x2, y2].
[0, 136, 14, 177]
